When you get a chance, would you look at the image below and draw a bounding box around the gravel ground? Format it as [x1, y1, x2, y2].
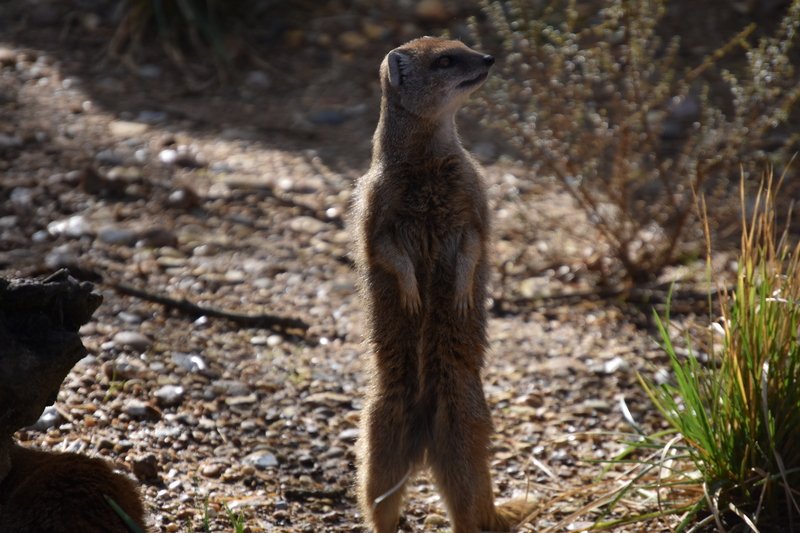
[0, 2, 743, 532]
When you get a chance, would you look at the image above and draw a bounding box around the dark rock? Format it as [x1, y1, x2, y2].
[0, 270, 101, 481]
[132, 453, 161, 483]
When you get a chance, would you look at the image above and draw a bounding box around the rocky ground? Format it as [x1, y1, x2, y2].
[0, 1, 762, 532]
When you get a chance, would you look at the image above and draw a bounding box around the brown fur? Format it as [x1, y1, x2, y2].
[353, 37, 535, 533]
[0, 444, 147, 532]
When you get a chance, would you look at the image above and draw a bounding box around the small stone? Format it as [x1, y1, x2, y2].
[308, 110, 347, 126]
[137, 227, 177, 248]
[250, 335, 268, 345]
[158, 148, 200, 167]
[304, 392, 352, 407]
[582, 399, 612, 412]
[267, 334, 283, 348]
[154, 385, 185, 407]
[212, 379, 251, 397]
[424, 513, 448, 526]
[27, 406, 62, 432]
[124, 399, 160, 419]
[603, 357, 631, 374]
[337, 428, 360, 442]
[0, 47, 15, 67]
[98, 227, 138, 246]
[158, 149, 178, 164]
[137, 110, 168, 124]
[154, 426, 181, 438]
[138, 64, 163, 79]
[245, 70, 271, 89]
[201, 463, 225, 478]
[224, 270, 246, 283]
[172, 353, 206, 373]
[104, 358, 146, 380]
[113, 331, 152, 352]
[109, 120, 149, 138]
[95, 149, 124, 165]
[156, 256, 189, 269]
[225, 393, 258, 406]
[289, 216, 327, 234]
[166, 188, 199, 210]
[47, 215, 91, 238]
[243, 451, 279, 469]
[0, 133, 23, 149]
[132, 453, 160, 482]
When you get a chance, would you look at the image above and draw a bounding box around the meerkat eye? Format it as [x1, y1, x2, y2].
[437, 56, 453, 68]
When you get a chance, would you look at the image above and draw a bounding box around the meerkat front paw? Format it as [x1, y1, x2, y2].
[454, 288, 474, 318]
[399, 275, 422, 315]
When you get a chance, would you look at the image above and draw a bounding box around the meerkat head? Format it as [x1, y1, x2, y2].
[380, 37, 494, 120]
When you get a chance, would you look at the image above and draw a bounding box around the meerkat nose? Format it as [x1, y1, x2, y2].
[483, 55, 495, 66]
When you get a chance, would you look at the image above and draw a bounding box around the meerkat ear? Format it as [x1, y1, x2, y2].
[387, 50, 409, 89]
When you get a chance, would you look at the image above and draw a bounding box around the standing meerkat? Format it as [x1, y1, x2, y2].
[353, 37, 534, 533]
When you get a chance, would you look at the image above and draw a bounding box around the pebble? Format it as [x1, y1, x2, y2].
[138, 110, 168, 124]
[123, 399, 155, 418]
[289, 216, 328, 234]
[201, 463, 226, 478]
[0, 133, 23, 149]
[109, 120, 149, 138]
[244, 451, 279, 469]
[138, 64, 163, 79]
[27, 406, 62, 431]
[97, 227, 138, 246]
[137, 227, 177, 248]
[424, 513, 448, 526]
[246, 70, 271, 89]
[95, 149, 124, 166]
[308, 110, 347, 126]
[0, 47, 15, 67]
[158, 148, 200, 167]
[267, 334, 283, 347]
[212, 379, 251, 397]
[172, 353, 206, 373]
[156, 256, 189, 269]
[225, 393, 258, 406]
[154, 426, 182, 438]
[47, 215, 92, 238]
[250, 335, 269, 345]
[154, 385, 185, 407]
[304, 392, 352, 407]
[104, 358, 146, 380]
[337, 428, 360, 442]
[44, 244, 79, 270]
[113, 331, 152, 352]
[132, 453, 160, 481]
[602, 356, 632, 374]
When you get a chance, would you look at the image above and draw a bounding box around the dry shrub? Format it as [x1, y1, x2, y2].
[471, 0, 800, 283]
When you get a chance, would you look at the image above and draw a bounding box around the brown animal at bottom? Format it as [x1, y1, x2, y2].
[0, 444, 147, 533]
[352, 37, 536, 533]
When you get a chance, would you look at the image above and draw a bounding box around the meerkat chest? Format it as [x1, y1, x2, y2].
[400, 159, 477, 227]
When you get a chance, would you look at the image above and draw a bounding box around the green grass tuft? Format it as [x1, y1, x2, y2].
[644, 169, 800, 530]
